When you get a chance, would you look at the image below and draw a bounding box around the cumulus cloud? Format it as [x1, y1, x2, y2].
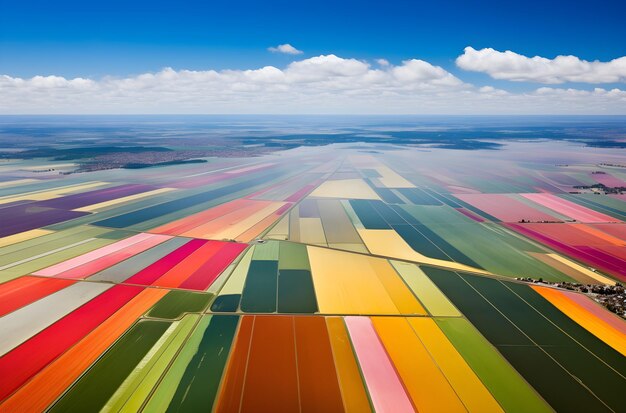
[457, 46, 626, 84]
[286, 55, 370, 81]
[0, 54, 625, 114]
[391, 59, 462, 87]
[534, 86, 626, 99]
[268, 43, 303, 55]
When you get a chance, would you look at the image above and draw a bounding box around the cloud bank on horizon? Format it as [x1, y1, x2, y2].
[1, 47, 625, 114]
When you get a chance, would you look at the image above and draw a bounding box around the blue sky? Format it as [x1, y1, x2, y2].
[1, 0, 625, 114]
[2, 0, 625, 77]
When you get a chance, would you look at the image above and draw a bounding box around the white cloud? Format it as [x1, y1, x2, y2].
[457, 46, 626, 84]
[533, 86, 626, 99]
[285, 55, 370, 81]
[268, 43, 303, 55]
[0, 54, 625, 114]
[377, 59, 390, 67]
[392, 59, 463, 87]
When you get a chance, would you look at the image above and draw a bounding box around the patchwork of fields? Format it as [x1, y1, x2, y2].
[1, 141, 625, 412]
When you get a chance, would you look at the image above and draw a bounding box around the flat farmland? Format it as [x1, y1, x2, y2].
[1, 120, 625, 413]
